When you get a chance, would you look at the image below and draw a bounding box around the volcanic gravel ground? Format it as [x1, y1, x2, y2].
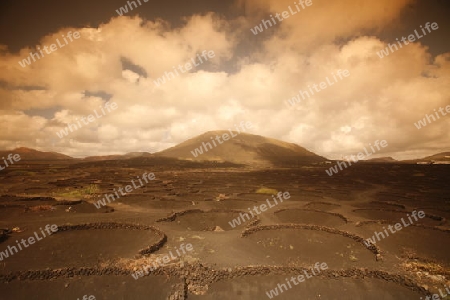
[0, 162, 449, 299]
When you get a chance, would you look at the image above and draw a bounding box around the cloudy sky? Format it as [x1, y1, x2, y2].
[0, 0, 449, 159]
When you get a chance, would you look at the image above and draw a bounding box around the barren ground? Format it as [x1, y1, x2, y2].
[0, 161, 449, 299]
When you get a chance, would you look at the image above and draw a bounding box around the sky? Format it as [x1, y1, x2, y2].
[0, 0, 449, 159]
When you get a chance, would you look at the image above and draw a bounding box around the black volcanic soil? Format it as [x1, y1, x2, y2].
[188, 275, 423, 299]
[274, 209, 348, 226]
[0, 161, 449, 299]
[0, 275, 179, 300]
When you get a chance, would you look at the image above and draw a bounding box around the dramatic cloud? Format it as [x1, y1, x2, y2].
[0, 0, 448, 159]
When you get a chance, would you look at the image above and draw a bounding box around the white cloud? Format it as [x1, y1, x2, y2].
[0, 0, 449, 159]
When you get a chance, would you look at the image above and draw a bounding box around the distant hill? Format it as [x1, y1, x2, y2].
[420, 152, 450, 162]
[0, 147, 73, 161]
[3, 144, 447, 167]
[157, 131, 327, 167]
[83, 152, 152, 162]
[406, 152, 450, 164]
[366, 156, 398, 163]
[0, 148, 153, 163]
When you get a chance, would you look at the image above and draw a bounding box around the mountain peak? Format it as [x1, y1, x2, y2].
[158, 131, 326, 167]
[0, 147, 73, 160]
[13, 147, 36, 153]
